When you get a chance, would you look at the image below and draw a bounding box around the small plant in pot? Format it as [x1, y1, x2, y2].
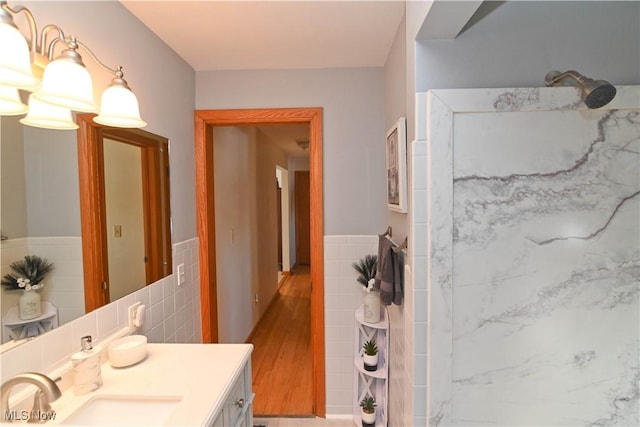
[359, 394, 376, 427]
[352, 254, 377, 288]
[1, 255, 54, 320]
[352, 254, 381, 323]
[362, 339, 378, 372]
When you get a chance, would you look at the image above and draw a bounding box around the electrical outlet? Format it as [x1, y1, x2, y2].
[128, 302, 141, 329]
[113, 225, 122, 237]
[177, 263, 185, 286]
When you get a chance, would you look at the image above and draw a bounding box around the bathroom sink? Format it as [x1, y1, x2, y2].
[61, 395, 182, 425]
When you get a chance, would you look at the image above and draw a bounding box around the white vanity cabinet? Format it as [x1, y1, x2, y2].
[210, 361, 253, 427]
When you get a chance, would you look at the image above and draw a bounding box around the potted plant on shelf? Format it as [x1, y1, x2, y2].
[359, 394, 377, 427]
[1, 255, 54, 320]
[362, 339, 378, 372]
[352, 254, 380, 323]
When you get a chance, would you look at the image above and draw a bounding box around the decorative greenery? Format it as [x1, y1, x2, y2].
[360, 394, 376, 414]
[363, 339, 378, 356]
[1, 255, 54, 291]
[352, 254, 377, 288]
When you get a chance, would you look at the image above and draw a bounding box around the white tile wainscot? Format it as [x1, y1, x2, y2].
[0, 237, 202, 385]
[324, 235, 378, 416]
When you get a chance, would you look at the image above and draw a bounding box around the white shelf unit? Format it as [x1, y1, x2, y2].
[2, 301, 58, 342]
[353, 304, 389, 427]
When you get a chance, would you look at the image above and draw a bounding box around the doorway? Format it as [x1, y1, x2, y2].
[194, 107, 325, 417]
[276, 165, 291, 283]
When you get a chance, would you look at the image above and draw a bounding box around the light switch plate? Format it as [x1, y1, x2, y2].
[177, 263, 185, 286]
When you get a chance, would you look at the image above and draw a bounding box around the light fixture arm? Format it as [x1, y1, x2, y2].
[41, 24, 66, 58]
[74, 38, 122, 77]
[1, 0, 37, 52]
[1, 1, 121, 77]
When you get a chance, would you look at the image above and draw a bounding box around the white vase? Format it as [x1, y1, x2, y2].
[363, 353, 378, 372]
[363, 290, 381, 323]
[19, 290, 41, 320]
[361, 408, 376, 426]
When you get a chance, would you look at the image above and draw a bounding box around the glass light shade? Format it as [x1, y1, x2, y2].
[32, 57, 96, 112]
[20, 95, 78, 130]
[94, 84, 146, 128]
[0, 86, 28, 115]
[0, 22, 40, 90]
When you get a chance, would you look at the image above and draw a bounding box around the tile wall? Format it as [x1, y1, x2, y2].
[0, 238, 201, 384]
[0, 237, 84, 336]
[324, 235, 378, 415]
[410, 140, 429, 426]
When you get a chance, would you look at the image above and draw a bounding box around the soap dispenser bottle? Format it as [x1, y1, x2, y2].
[71, 335, 103, 395]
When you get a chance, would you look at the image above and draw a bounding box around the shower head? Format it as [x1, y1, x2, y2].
[545, 70, 617, 109]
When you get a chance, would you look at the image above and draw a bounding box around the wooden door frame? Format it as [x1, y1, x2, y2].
[294, 170, 311, 265]
[77, 114, 172, 312]
[194, 107, 325, 416]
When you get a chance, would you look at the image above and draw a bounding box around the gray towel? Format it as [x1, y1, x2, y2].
[375, 234, 405, 305]
[393, 249, 404, 305]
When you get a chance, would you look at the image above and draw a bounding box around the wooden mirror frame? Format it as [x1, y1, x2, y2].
[77, 114, 172, 312]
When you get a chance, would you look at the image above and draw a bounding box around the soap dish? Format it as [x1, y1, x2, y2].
[108, 335, 147, 368]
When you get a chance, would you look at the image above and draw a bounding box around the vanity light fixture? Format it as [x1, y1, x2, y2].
[0, 1, 146, 129]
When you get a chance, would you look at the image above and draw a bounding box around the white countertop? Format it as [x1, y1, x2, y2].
[49, 343, 253, 426]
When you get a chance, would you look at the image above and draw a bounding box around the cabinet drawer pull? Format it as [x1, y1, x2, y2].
[234, 398, 245, 408]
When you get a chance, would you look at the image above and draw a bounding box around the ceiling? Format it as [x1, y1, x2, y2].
[120, 1, 405, 156]
[256, 124, 310, 156]
[119, 0, 406, 71]
[118, 2, 488, 156]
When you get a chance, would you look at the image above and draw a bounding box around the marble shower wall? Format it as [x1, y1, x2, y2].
[422, 87, 639, 426]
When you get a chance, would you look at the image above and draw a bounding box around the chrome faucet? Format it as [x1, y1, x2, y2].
[1, 372, 61, 423]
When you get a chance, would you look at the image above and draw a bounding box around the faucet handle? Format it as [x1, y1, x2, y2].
[27, 390, 51, 424]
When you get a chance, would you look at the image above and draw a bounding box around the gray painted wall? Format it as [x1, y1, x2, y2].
[0, 117, 28, 239]
[213, 126, 258, 343]
[196, 68, 387, 235]
[416, 1, 640, 91]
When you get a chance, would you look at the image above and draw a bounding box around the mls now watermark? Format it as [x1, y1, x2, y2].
[4, 409, 57, 422]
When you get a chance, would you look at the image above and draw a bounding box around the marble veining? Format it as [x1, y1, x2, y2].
[493, 88, 540, 111]
[424, 87, 639, 426]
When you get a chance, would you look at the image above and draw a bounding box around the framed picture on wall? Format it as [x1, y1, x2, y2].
[386, 117, 407, 213]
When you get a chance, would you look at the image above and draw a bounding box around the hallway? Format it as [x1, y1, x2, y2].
[249, 266, 313, 415]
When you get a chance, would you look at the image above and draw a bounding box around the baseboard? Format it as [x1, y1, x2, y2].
[326, 414, 354, 420]
[278, 271, 290, 287]
[245, 288, 282, 343]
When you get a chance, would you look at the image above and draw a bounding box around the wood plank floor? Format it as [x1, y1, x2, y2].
[249, 266, 313, 416]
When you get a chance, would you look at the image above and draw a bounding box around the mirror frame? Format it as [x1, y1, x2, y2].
[77, 114, 172, 312]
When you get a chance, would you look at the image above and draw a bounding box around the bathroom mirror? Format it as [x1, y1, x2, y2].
[0, 115, 172, 348]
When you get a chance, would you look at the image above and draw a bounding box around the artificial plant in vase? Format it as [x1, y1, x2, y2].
[352, 254, 381, 323]
[1, 255, 54, 320]
[359, 394, 377, 427]
[362, 339, 378, 372]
